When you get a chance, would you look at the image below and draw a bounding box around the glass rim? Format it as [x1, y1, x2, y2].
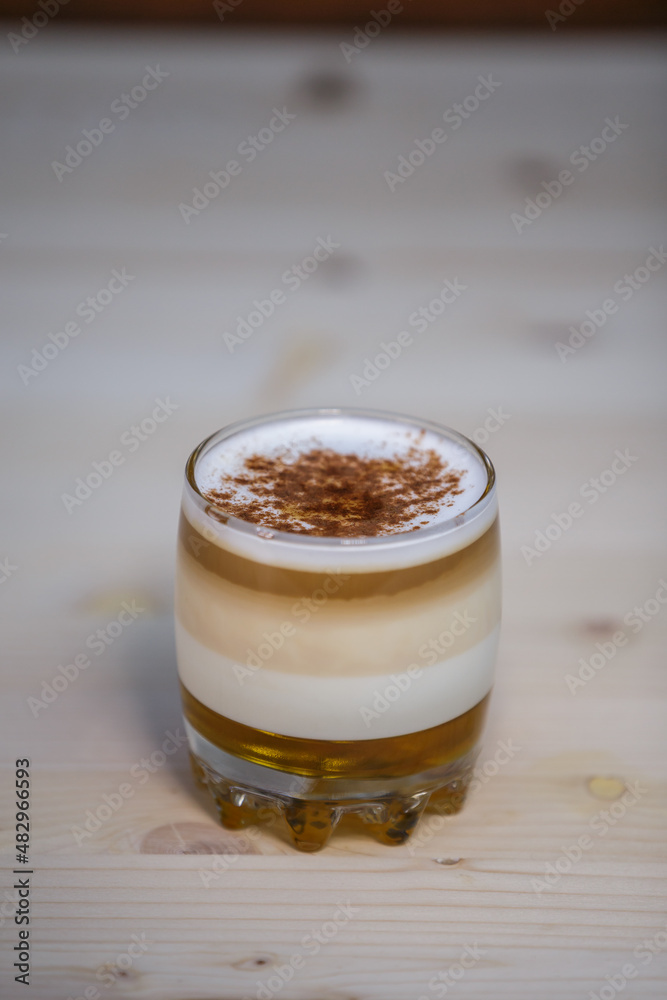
[184, 406, 496, 550]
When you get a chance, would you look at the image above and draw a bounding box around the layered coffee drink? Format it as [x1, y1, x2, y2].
[175, 408, 500, 850]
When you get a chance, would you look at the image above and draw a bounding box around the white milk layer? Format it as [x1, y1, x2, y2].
[176, 620, 499, 741]
[186, 411, 496, 573]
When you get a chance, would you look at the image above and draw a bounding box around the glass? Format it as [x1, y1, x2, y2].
[175, 407, 500, 851]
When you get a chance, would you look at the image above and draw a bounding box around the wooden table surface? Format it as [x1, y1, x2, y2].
[1, 27, 666, 999]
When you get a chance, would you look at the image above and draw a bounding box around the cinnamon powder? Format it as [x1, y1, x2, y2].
[202, 445, 465, 537]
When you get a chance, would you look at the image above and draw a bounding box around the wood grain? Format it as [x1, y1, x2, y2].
[1, 29, 666, 1000]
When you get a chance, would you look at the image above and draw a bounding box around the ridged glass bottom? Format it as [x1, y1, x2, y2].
[186, 719, 478, 852]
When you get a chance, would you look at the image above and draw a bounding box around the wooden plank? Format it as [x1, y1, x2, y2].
[1, 29, 666, 1000]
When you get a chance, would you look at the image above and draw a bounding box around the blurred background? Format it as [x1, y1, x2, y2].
[1, 1, 665, 633]
[2, 0, 666, 792]
[1, 4, 666, 995]
[2, 0, 667, 797]
[0, 0, 665, 26]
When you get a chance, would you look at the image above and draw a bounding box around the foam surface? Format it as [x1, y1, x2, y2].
[186, 412, 496, 572]
[195, 413, 487, 532]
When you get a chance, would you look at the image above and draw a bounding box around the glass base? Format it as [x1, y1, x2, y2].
[186, 719, 477, 852]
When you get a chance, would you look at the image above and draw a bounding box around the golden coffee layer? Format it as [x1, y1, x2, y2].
[181, 682, 489, 779]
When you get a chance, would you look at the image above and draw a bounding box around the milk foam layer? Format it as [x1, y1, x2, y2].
[196, 413, 486, 529]
[186, 410, 496, 573]
[176, 621, 499, 740]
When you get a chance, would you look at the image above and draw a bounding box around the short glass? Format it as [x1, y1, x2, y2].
[175, 408, 500, 851]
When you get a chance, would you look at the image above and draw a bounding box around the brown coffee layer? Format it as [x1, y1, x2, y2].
[182, 682, 489, 779]
[176, 561, 499, 676]
[179, 511, 499, 598]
